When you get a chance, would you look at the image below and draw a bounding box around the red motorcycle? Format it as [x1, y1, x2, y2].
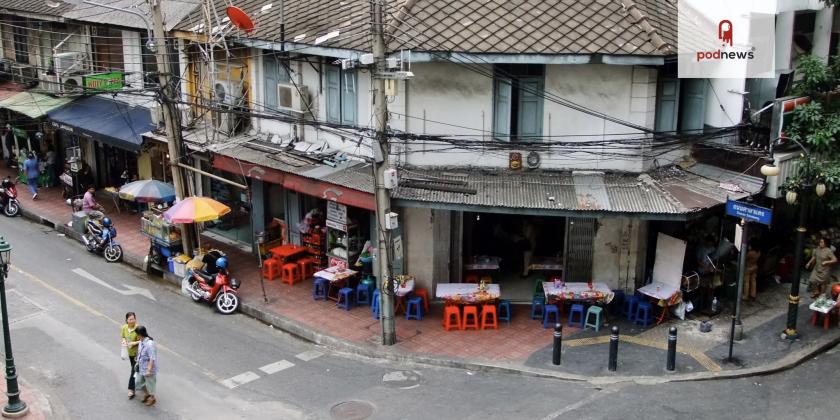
[184, 253, 241, 314]
[0, 176, 20, 217]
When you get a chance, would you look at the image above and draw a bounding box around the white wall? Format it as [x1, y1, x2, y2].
[403, 206, 435, 292]
[591, 217, 647, 292]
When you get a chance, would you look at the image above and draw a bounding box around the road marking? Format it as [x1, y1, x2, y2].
[71, 267, 156, 301]
[295, 350, 324, 361]
[259, 360, 295, 375]
[221, 371, 260, 389]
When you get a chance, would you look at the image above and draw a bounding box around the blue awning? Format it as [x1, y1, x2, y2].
[47, 96, 154, 151]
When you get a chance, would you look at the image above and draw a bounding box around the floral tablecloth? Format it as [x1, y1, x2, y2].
[436, 283, 501, 304]
[314, 266, 357, 283]
[542, 282, 614, 304]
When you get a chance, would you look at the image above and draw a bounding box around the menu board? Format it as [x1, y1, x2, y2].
[326, 201, 347, 231]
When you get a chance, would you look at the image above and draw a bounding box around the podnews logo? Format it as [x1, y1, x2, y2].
[695, 20, 755, 61]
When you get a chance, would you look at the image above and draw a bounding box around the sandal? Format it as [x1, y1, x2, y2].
[142, 394, 150, 403]
[128, 391, 135, 399]
[144, 396, 156, 406]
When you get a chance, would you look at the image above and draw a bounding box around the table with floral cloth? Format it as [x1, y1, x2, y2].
[542, 282, 614, 304]
[314, 266, 357, 283]
[435, 283, 501, 304]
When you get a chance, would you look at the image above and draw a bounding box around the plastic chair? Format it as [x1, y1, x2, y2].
[413, 288, 430, 311]
[480, 304, 498, 330]
[634, 301, 653, 327]
[281, 263, 302, 285]
[356, 283, 371, 305]
[462, 305, 479, 330]
[337, 287, 354, 310]
[262, 258, 281, 281]
[312, 278, 329, 301]
[543, 304, 561, 329]
[584, 306, 604, 331]
[623, 295, 640, 320]
[443, 305, 461, 331]
[531, 297, 545, 320]
[497, 299, 511, 323]
[406, 297, 424, 320]
[568, 304, 585, 328]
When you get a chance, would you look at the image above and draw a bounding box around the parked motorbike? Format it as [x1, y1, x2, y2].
[0, 176, 20, 217]
[184, 252, 241, 314]
[81, 211, 123, 262]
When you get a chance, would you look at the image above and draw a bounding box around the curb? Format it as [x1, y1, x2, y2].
[16, 208, 840, 385]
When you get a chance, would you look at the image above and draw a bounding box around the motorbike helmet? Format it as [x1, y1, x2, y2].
[102, 217, 112, 227]
[216, 257, 228, 269]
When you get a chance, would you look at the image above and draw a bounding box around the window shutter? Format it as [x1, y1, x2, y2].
[493, 78, 512, 141]
[517, 77, 544, 139]
[655, 78, 679, 132]
[679, 79, 707, 133]
[263, 56, 278, 110]
[341, 69, 357, 125]
[325, 65, 341, 123]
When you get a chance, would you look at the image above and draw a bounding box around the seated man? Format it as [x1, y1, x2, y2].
[83, 186, 103, 214]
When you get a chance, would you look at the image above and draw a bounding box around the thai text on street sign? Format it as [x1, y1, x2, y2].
[725, 199, 772, 226]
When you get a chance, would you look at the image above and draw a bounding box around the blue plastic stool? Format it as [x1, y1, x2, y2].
[634, 301, 653, 327]
[337, 287, 355, 310]
[371, 289, 380, 319]
[356, 283, 371, 305]
[531, 297, 545, 320]
[610, 290, 625, 316]
[312, 278, 329, 301]
[623, 295, 640, 320]
[497, 299, 511, 323]
[568, 304, 585, 328]
[584, 306, 604, 331]
[405, 297, 424, 320]
[543, 304, 561, 328]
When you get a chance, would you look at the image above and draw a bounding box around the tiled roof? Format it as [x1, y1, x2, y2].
[62, 0, 201, 31]
[0, 0, 73, 17]
[175, 0, 676, 56]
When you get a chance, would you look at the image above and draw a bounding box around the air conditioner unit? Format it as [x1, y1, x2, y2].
[178, 104, 192, 126]
[150, 105, 164, 126]
[53, 51, 86, 76]
[0, 59, 12, 81]
[277, 83, 311, 115]
[212, 105, 243, 136]
[11, 64, 37, 86]
[59, 75, 84, 94]
[38, 73, 59, 93]
[213, 80, 244, 106]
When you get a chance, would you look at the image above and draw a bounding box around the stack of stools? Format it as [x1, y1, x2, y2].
[371, 289, 381, 319]
[623, 295, 640, 320]
[297, 258, 316, 280]
[497, 299, 511, 323]
[262, 259, 281, 281]
[312, 278, 329, 301]
[337, 287, 354, 310]
[405, 297, 424, 320]
[443, 305, 461, 331]
[584, 306, 604, 331]
[356, 283, 371, 305]
[567, 304, 585, 328]
[413, 288, 430, 312]
[543, 304, 561, 329]
[480, 304, 498, 329]
[461, 305, 480, 330]
[634, 301, 653, 327]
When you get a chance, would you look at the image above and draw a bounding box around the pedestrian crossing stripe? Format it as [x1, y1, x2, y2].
[295, 350, 324, 362]
[259, 360, 295, 375]
[220, 371, 260, 389]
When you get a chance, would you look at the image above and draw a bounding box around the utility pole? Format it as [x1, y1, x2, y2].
[371, 0, 396, 345]
[149, 0, 193, 255]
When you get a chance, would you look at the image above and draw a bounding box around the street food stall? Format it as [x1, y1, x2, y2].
[141, 210, 182, 273]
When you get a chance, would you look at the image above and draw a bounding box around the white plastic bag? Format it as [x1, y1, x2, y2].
[120, 344, 128, 360]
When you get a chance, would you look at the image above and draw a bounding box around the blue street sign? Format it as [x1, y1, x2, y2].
[725, 200, 773, 226]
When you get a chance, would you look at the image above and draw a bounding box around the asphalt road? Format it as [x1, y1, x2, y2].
[0, 216, 837, 420]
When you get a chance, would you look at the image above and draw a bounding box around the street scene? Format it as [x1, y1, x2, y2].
[0, 0, 839, 419]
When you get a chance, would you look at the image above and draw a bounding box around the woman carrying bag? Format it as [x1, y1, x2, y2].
[119, 312, 140, 399]
[133, 326, 158, 406]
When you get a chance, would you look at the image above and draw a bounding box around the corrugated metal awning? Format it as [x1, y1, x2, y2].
[0, 91, 73, 119]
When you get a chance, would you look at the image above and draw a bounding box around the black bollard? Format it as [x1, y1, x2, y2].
[608, 325, 619, 372]
[666, 326, 677, 371]
[728, 315, 736, 362]
[552, 323, 562, 365]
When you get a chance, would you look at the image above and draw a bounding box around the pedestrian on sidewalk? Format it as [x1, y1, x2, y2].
[807, 238, 837, 298]
[134, 325, 157, 406]
[23, 153, 39, 200]
[744, 242, 760, 301]
[120, 312, 140, 399]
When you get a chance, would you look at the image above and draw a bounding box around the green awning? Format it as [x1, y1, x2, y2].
[0, 91, 73, 119]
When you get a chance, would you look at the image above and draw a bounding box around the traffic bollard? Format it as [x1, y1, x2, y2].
[608, 325, 619, 372]
[666, 326, 677, 371]
[552, 323, 562, 365]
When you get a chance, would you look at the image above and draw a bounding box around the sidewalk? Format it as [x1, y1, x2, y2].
[7, 164, 840, 383]
[0, 377, 52, 419]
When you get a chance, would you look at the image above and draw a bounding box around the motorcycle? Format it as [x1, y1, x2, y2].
[0, 176, 20, 217]
[81, 211, 123, 262]
[184, 252, 241, 314]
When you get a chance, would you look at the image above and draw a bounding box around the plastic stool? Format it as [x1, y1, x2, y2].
[297, 258, 316, 279]
[531, 297, 545, 320]
[372, 289, 381, 319]
[262, 258, 281, 281]
[533, 278, 545, 298]
[413, 288, 430, 311]
[568, 304, 585, 328]
[356, 283, 371, 305]
[480, 304, 498, 330]
[337, 287, 354, 310]
[443, 305, 461, 331]
[584, 306, 604, 331]
[405, 297, 424, 320]
[634, 301, 653, 327]
[462, 305, 479, 330]
[312, 278, 329, 300]
[543, 304, 561, 329]
[281, 263, 302, 285]
[623, 295, 640, 320]
[464, 273, 479, 283]
[497, 299, 511, 323]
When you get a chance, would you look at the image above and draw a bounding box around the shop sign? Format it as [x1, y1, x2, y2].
[83, 72, 125, 91]
[326, 201, 347, 231]
[725, 199, 772, 226]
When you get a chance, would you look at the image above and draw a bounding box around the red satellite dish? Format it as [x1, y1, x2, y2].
[227, 6, 255, 33]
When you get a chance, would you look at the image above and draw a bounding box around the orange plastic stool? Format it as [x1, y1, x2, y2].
[480, 304, 498, 330]
[281, 263, 302, 285]
[811, 310, 836, 330]
[462, 305, 479, 330]
[443, 305, 462, 331]
[297, 258, 316, 279]
[464, 273, 479, 284]
[414, 288, 430, 311]
[262, 258, 281, 281]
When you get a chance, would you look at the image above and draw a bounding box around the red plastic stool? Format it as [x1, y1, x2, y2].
[297, 258, 316, 279]
[281, 263, 302, 285]
[464, 273, 479, 284]
[414, 288, 430, 311]
[262, 258, 281, 281]
[443, 305, 462, 331]
[480, 304, 498, 330]
[811, 310, 836, 330]
[462, 305, 479, 330]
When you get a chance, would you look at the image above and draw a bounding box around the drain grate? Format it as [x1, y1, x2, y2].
[330, 401, 375, 420]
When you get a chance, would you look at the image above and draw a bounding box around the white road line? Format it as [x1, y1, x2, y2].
[295, 350, 324, 362]
[259, 360, 295, 375]
[220, 371, 260, 389]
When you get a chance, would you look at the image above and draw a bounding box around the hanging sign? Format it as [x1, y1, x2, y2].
[83, 71, 125, 91]
[326, 201, 347, 231]
[726, 199, 772, 226]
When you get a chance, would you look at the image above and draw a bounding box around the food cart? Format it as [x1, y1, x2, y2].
[141, 210, 183, 273]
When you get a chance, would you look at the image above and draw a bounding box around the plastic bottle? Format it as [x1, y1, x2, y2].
[711, 297, 720, 314]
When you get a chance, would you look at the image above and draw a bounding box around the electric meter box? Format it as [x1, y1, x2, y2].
[383, 167, 398, 189]
[384, 212, 399, 230]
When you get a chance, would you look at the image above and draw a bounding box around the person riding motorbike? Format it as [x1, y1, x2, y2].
[86, 214, 115, 251]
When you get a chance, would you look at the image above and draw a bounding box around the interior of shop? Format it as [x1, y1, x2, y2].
[205, 169, 253, 244]
[463, 212, 566, 301]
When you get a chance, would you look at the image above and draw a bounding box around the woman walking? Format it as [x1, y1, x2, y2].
[119, 312, 140, 399]
[134, 326, 158, 406]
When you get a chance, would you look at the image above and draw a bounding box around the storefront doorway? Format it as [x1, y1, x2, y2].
[205, 168, 252, 245]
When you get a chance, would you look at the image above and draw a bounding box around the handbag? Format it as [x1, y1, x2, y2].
[120, 345, 128, 360]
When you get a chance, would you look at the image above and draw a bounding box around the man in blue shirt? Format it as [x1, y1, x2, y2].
[23, 153, 39, 200]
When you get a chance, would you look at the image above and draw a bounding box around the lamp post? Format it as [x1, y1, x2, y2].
[0, 237, 27, 417]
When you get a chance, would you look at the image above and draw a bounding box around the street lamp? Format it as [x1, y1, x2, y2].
[0, 237, 27, 417]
